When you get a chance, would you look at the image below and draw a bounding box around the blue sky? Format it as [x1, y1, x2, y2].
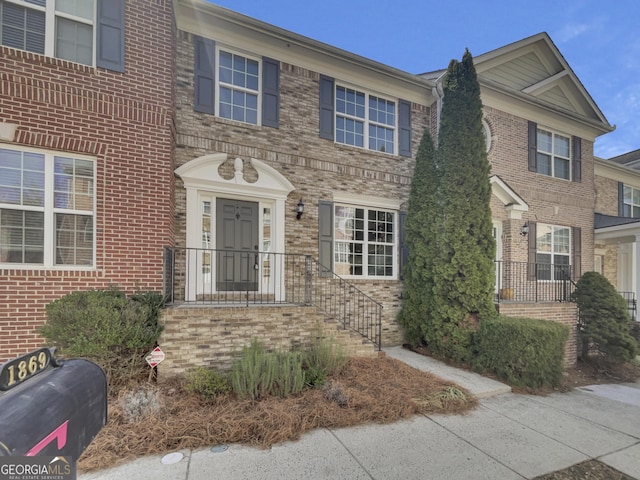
[208, 0, 639, 159]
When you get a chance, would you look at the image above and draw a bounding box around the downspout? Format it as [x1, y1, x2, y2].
[432, 80, 444, 139]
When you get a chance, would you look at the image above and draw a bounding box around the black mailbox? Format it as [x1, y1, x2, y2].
[0, 348, 107, 460]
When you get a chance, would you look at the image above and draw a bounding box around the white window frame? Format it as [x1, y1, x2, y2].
[215, 46, 262, 126]
[535, 223, 571, 281]
[536, 127, 571, 180]
[331, 194, 399, 280]
[334, 83, 397, 155]
[1, 0, 97, 66]
[0, 144, 96, 269]
[622, 185, 640, 218]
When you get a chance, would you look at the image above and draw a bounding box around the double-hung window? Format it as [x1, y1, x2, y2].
[333, 205, 395, 277]
[194, 37, 280, 128]
[318, 76, 411, 157]
[218, 49, 259, 125]
[535, 224, 570, 281]
[528, 122, 581, 182]
[536, 128, 571, 180]
[622, 185, 640, 218]
[0, 146, 94, 267]
[1, 0, 96, 66]
[335, 86, 396, 153]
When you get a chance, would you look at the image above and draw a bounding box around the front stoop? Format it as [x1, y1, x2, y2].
[157, 304, 377, 380]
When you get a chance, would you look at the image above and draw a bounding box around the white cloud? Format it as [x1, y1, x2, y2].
[556, 23, 591, 43]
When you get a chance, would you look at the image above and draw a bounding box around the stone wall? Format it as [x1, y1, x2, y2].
[158, 305, 377, 379]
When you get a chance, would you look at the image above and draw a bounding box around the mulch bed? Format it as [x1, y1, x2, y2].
[78, 355, 476, 472]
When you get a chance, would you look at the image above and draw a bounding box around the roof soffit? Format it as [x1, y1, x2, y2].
[174, 0, 434, 104]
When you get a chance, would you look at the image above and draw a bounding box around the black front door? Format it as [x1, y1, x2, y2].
[216, 198, 259, 291]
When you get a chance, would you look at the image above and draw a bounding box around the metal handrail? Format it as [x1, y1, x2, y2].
[619, 291, 637, 321]
[494, 260, 577, 303]
[163, 247, 382, 348]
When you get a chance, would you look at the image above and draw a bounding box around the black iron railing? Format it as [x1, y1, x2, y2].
[619, 291, 637, 321]
[494, 260, 577, 303]
[163, 247, 382, 349]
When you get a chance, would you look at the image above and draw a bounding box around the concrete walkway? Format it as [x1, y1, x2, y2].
[79, 347, 640, 480]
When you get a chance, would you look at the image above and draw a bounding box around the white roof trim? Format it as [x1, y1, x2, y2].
[332, 192, 401, 210]
[490, 175, 529, 219]
[176, 154, 295, 199]
[595, 223, 640, 245]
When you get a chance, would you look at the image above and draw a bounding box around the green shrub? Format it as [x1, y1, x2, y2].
[184, 367, 231, 401]
[269, 350, 305, 398]
[473, 315, 569, 388]
[230, 339, 272, 400]
[574, 272, 638, 363]
[40, 288, 164, 387]
[230, 337, 346, 399]
[300, 336, 347, 387]
[230, 339, 306, 400]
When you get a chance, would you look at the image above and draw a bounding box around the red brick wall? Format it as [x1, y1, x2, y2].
[485, 106, 595, 273]
[0, 0, 175, 361]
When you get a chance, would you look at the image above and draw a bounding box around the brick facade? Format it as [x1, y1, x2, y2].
[485, 106, 595, 273]
[0, 0, 175, 361]
[159, 305, 377, 378]
[2, 1, 613, 370]
[173, 29, 432, 349]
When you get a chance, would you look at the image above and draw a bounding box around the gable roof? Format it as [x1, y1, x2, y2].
[608, 148, 640, 170]
[422, 33, 614, 136]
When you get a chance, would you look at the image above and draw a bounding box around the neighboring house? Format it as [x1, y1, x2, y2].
[0, 0, 617, 371]
[422, 33, 613, 364]
[0, 0, 175, 362]
[594, 150, 640, 319]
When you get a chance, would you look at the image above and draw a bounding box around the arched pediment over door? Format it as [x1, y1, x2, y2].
[176, 154, 296, 300]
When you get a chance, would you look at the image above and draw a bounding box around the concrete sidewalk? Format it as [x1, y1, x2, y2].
[79, 347, 640, 480]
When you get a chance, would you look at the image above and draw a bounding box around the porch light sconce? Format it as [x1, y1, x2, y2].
[296, 199, 304, 220]
[520, 222, 529, 237]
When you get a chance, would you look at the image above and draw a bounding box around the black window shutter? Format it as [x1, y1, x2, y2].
[527, 221, 537, 281]
[96, 0, 125, 72]
[262, 57, 280, 128]
[528, 121, 537, 172]
[319, 75, 335, 140]
[619, 182, 625, 216]
[398, 100, 412, 157]
[399, 211, 408, 278]
[572, 227, 581, 280]
[318, 200, 334, 275]
[194, 36, 215, 114]
[572, 136, 582, 182]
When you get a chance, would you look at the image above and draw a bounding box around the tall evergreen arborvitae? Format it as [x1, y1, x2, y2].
[399, 49, 496, 361]
[430, 49, 496, 361]
[397, 130, 438, 345]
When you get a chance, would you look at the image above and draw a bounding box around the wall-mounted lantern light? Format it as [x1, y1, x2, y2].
[296, 199, 304, 220]
[520, 222, 529, 237]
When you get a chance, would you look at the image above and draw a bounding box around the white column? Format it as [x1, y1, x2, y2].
[274, 197, 286, 302]
[184, 188, 199, 302]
